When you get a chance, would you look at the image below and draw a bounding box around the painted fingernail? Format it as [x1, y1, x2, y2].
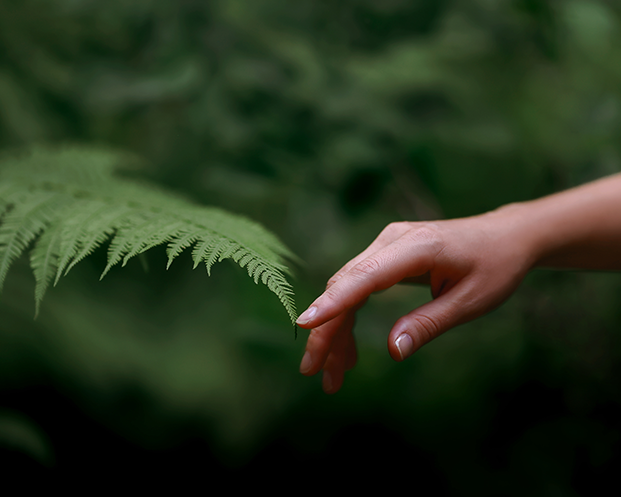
[395, 333, 414, 361]
[296, 306, 317, 325]
[323, 371, 333, 393]
[300, 351, 313, 374]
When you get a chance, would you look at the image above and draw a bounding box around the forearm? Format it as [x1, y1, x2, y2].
[493, 173, 621, 271]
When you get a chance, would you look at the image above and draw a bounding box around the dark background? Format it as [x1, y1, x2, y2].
[1, 0, 621, 493]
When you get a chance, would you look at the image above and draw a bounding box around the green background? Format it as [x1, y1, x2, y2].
[1, 0, 621, 493]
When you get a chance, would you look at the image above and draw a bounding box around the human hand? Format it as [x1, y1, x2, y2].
[296, 210, 538, 394]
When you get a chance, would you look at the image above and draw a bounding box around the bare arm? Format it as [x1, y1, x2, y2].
[296, 173, 621, 394]
[507, 173, 621, 270]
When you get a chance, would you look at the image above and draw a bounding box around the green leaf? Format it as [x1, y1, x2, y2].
[0, 146, 298, 323]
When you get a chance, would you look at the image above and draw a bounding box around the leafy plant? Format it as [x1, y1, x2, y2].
[0, 146, 297, 322]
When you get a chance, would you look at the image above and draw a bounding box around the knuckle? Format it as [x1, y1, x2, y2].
[351, 257, 382, 278]
[409, 224, 440, 241]
[411, 313, 442, 345]
[321, 285, 341, 305]
[382, 221, 409, 237]
[402, 224, 443, 252]
[326, 273, 342, 289]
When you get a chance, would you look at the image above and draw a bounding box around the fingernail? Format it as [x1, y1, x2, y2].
[296, 306, 317, 325]
[395, 333, 414, 361]
[323, 371, 333, 392]
[300, 351, 313, 374]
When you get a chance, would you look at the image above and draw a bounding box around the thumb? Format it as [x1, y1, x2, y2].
[387, 283, 479, 361]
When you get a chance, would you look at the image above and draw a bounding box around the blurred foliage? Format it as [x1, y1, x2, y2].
[1, 0, 621, 493]
[0, 409, 53, 466]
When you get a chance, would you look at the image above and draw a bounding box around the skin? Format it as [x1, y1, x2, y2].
[296, 173, 621, 394]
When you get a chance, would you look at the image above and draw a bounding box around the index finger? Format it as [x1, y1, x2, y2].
[296, 230, 439, 329]
[325, 222, 412, 290]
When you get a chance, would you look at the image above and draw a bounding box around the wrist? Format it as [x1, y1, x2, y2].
[486, 174, 621, 270]
[482, 201, 553, 270]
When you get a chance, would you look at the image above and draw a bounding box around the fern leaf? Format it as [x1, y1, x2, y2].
[62, 204, 135, 278]
[121, 217, 188, 266]
[53, 199, 109, 285]
[100, 212, 188, 276]
[0, 145, 298, 322]
[30, 219, 63, 317]
[0, 192, 69, 292]
[0, 183, 27, 217]
[192, 235, 230, 274]
[166, 231, 199, 269]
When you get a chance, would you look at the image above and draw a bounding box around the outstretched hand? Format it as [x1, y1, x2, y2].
[296, 211, 536, 394]
[296, 173, 621, 394]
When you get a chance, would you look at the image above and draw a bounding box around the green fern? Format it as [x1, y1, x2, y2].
[0, 146, 297, 322]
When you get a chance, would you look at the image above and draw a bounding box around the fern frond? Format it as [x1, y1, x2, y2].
[0, 146, 298, 323]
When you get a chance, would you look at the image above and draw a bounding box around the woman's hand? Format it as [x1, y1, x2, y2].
[296, 172, 621, 394]
[295, 210, 538, 394]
